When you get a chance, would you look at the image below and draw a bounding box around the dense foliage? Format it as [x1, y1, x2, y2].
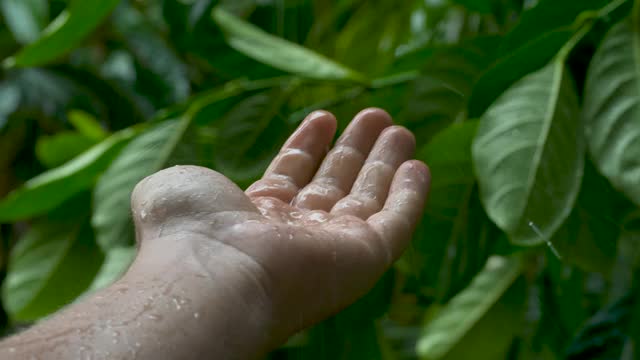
[0, 0, 639, 358]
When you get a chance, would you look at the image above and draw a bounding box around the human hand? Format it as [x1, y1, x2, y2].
[130, 108, 430, 349]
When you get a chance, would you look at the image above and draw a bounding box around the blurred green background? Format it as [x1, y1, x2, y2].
[0, 0, 639, 358]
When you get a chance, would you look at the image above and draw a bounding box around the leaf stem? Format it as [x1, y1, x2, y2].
[558, 0, 630, 60]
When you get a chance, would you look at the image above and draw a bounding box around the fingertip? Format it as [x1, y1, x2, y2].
[378, 126, 416, 156]
[306, 110, 337, 133]
[403, 160, 431, 186]
[351, 108, 393, 133]
[356, 107, 393, 124]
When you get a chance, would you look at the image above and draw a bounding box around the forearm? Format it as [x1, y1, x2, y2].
[0, 236, 276, 360]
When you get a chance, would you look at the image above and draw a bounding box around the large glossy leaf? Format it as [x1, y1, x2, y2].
[583, 17, 640, 207]
[5, 0, 121, 67]
[2, 220, 103, 321]
[212, 7, 366, 82]
[0, 128, 136, 222]
[92, 119, 188, 251]
[0, 0, 48, 44]
[472, 61, 583, 245]
[416, 255, 523, 359]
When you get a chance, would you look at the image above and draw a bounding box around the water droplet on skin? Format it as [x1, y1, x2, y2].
[193, 312, 200, 319]
[146, 314, 161, 321]
[172, 297, 182, 310]
[307, 212, 328, 223]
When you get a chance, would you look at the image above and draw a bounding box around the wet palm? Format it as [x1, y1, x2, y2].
[131, 108, 430, 341]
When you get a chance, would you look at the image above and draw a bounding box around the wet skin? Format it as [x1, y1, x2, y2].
[0, 108, 430, 359]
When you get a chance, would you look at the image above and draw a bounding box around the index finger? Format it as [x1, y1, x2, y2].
[246, 111, 337, 202]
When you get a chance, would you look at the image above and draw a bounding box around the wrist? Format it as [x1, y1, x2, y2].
[126, 232, 279, 358]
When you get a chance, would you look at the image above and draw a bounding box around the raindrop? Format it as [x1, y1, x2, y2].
[307, 212, 328, 223]
[172, 297, 182, 310]
[145, 314, 161, 321]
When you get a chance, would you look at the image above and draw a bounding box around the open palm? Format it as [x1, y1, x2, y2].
[131, 108, 430, 339]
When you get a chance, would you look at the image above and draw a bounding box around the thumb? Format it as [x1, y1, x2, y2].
[131, 165, 259, 240]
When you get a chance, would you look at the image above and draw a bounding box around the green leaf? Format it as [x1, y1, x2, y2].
[416, 255, 523, 359]
[0, 0, 48, 44]
[401, 122, 492, 299]
[92, 119, 188, 251]
[469, 0, 633, 118]
[472, 60, 583, 245]
[551, 162, 622, 274]
[0, 128, 136, 222]
[498, 0, 612, 55]
[565, 292, 635, 359]
[419, 121, 478, 218]
[36, 131, 97, 168]
[468, 30, 574, 118]
[397, 37, 499, 138]
[583, 17, 640, 207]
[68, 110, 107, 140]
[5, 0, 122, 67]
[2, 220, 103, 321]
[332, 1, 414, 76]
[213, 87, 294, 186]
[87, 246, 136, 293]
[212, 7, 366, 82]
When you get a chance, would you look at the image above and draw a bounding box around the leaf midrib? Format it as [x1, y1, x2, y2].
[520, 61, 564, 232]
[632, 16, 640, 114]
